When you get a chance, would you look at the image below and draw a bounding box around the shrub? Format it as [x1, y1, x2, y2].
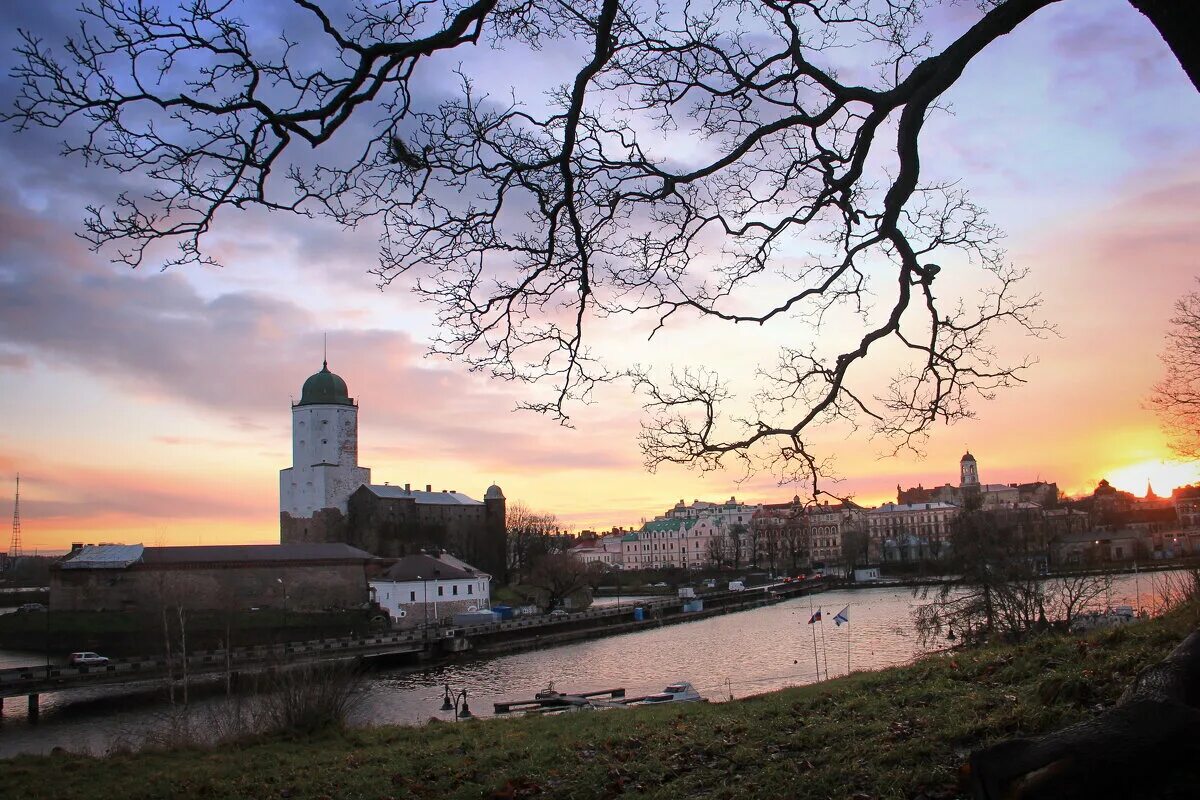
[255, 662, 364, 735]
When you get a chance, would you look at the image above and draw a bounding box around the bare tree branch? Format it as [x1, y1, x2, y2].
[9, 0, 1189, 493]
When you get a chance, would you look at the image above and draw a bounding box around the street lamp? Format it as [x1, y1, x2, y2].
[416, 574, 430, 634]
[432, 568, 441, 625]
[277, 577, 289, 649]
[438, 683, 472, 720]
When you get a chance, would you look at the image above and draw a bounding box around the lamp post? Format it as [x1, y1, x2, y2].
[277, 577, 289, 651]
[439, 683, 473, 721]
[416, 574, 430, 635]
[432, 568, 441, 625]
[44, 606, 51, 677]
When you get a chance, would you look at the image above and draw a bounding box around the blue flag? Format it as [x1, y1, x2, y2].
[807, 608, 822, 624]
[833, 605, 850, 626]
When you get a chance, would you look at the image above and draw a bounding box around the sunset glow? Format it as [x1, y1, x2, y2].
[1103, 460, 1200, 499]
[2, 0, 1199, 552]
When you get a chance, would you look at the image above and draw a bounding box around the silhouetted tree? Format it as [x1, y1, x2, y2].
[841, 526, 871, 575]
[505, 502, 560, 581]
[524, 552, 602, 611]
[6, 1, 1196, 491]
[1150, 283, 1200, 458]
[914, 506, 1054, 645]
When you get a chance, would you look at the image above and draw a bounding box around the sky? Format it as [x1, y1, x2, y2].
[1, 0, 1199, 552]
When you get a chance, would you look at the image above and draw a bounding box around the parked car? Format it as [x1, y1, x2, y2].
[68, 652, 110, 666]
[16, 603, 47, 613]
[549, 609, 569, 617]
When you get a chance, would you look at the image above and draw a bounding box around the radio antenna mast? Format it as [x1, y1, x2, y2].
[8, 474, 23, 559]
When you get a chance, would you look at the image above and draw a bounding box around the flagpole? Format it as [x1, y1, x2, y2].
[846, 605, 851, 675]
[819, 614, 829, 681]
[808, 595, 821, 682]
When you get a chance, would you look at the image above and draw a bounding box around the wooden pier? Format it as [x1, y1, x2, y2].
[494, 687, 627, 714]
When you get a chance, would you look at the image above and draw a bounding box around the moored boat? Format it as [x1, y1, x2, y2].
[636, 681, 704, 704]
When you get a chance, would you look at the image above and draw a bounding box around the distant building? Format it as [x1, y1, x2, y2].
[622, 516, 725, 570]
[368, 552, 490, 629]
[663, 496, 759, 528]
[50, 543, 374, 612]
[279, 361, 507, 580]
[805, 501, 865, 574]
[1175, 496, 1200, 529]
[866, 502, 958, 562]
[897, 451, 1057, 510]
[569, 534, 624, 567]
[750, 496, 806, 573]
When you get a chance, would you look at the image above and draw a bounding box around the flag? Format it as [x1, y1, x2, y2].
[833, 605, 850, 627]
[807, 608, 822, 624]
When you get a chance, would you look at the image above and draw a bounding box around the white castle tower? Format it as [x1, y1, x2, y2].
[279, 360, 371, 524]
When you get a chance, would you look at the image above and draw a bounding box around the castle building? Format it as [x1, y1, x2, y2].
[896, 450, 1057, 510]
[279, 362, 507, 581]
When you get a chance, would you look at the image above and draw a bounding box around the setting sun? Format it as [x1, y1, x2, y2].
[1103, 459, 1200, 497]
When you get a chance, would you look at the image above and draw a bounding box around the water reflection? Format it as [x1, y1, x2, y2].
[0, 571, 1184, 757]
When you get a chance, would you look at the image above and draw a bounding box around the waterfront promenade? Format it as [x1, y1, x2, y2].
[0, 579, 825, 713]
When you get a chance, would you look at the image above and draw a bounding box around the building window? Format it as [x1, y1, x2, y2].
[410, 591, 416, 601]
[453, 585, 459, 596]
[467, 585, 473, 595]
[438, 586, 444, 597]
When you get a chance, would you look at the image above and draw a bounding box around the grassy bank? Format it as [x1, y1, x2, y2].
[4, 604, 1199, 800]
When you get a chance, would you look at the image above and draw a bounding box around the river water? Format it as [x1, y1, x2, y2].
[0, 571, 1180, 758]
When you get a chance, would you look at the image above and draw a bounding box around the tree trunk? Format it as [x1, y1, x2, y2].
[968, 627, 1200, 799]
[178, 606, 189, 707]
[162, 607, 175, 707]
[1129, 0, 1200, 91]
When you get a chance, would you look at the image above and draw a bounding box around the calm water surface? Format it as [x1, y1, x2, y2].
[0, 571, 1180, 757]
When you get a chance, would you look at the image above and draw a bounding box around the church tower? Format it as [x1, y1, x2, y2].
[279, 361, 371, 542]
[960, 450, 980, 487]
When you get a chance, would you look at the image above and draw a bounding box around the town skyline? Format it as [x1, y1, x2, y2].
[2, 0, 1200, 550]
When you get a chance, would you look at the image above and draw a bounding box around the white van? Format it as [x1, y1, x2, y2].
[728, 581, 746, 592]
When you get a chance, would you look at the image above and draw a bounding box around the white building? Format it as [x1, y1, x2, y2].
[279, 360, 371, 520]
[571, 534, 624, 567]
[369, 552, 491, 629]
[664, 496, 760, 528]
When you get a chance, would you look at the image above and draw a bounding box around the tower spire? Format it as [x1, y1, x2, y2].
[323, 332, 328, 370]
[9, 474, 22, 559]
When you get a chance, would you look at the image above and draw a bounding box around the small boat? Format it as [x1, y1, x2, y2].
[1069, 606, 1137, 634]
[535, 681, 562, 700]
[636, 681, 704, 704]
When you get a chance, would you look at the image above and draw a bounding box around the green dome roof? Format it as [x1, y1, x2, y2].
[297, 361, 353, 406]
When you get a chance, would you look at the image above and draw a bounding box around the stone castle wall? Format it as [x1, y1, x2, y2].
[50, 562, 369, 613]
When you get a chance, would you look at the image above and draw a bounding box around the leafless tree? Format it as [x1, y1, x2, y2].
[524, 552, 603, 610]
[751, 517, 783, 574]
[727, 523, 748, 568]
[841, 525, 870, 575]
[780, 516, 809, 572]
[6, 1, 1196, 491]
[1044, 572, 1112, 629]
[1150, 284, 1200, 458]
[706, 529, 735, 569]
[505, 501, 561, 579]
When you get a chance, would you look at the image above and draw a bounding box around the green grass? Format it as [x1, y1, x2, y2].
[4, 603, 1198, 800]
